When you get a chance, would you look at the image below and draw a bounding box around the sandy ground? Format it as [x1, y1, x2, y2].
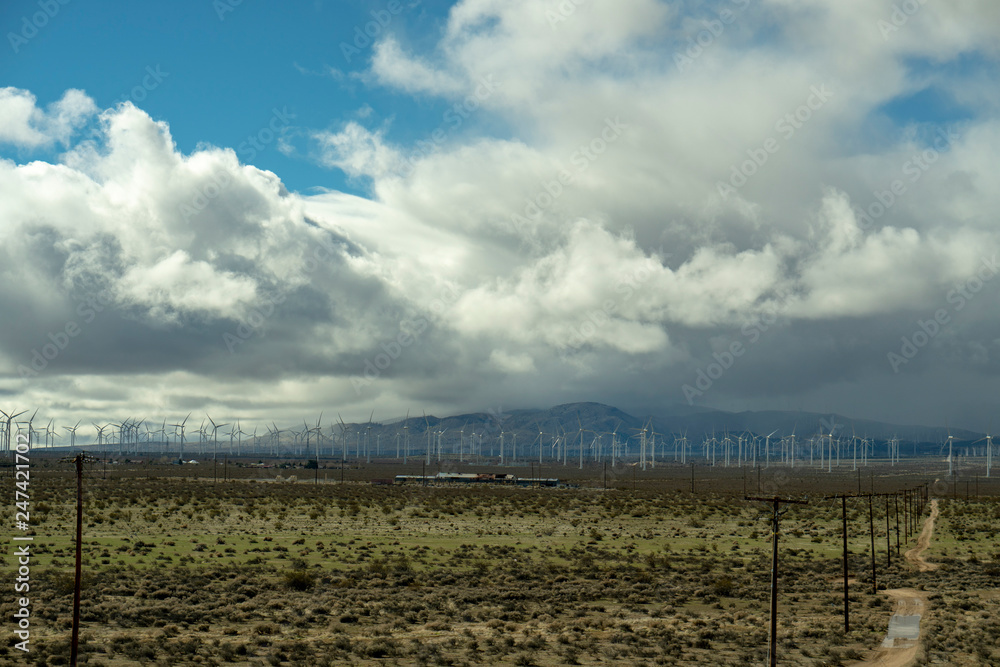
[849, 499, 938, 667]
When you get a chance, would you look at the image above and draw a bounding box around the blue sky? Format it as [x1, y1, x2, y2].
[1, 0, 460, 195]
[1, 0, 999, 434]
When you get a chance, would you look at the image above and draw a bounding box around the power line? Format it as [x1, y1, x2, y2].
[745, 495, 809, 667]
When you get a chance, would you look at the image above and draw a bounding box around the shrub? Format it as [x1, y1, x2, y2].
[283, 569, 315, 591]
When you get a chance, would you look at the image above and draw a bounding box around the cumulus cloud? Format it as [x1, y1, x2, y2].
[0, 88, 97, 148]
[2, 0, 1000, 430]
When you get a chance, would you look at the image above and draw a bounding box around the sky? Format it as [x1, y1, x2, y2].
[1, 0, 999, 437]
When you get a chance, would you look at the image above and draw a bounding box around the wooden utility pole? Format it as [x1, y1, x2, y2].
[902, 489, 909, 545]
[825, 493, 864, 633]
[893, 494, 901, 557]
[61, 453, 96, 667]
[884, 495, 892, 567]
[72, 454, 83, 665]
[868, 493, 877, 595]
[840, 495, 850, 633]
[746, 495, 809, 667]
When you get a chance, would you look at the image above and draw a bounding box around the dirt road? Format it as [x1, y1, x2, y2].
[849, 499, 939, 667]
[904, 498, 939, 572]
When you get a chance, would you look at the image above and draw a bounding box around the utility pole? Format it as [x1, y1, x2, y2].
[884, 495, 892, 567]
[62, 453, 96, 667]
[825, 493, 864, 633]
[893, 494, 901, 557]
[868, 493, 877, 595]
[746, 495, 809, 667]
[72, 454, 84, 666]
[902, 489, 909, 545]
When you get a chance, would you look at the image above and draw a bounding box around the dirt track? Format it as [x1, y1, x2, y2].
[850, 499, 938, 667]
[904, 498, 939, 572]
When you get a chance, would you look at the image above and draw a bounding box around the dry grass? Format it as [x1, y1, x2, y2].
[1, 458, 997, 665]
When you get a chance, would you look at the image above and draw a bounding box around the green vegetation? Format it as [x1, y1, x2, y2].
[1, 459, 998, 665]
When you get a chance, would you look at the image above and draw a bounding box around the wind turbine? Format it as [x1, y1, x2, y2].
[307, 411, 323, 469]
[436, 429, 448, 462]
[45, 420, 60, 449]
[336, 414, 349, 463]
[607, 421, 622, 465]
[206, 414, 228, 462]
[764, 430, 778, 468]
[533, 424, 544, 464]
[423, 412, 432, 465]
[973, 420, 992, 478]
[945, 427, 956, 477]
[1, 409, 26, 457]
[64, 420, 82, 449]
[171, 413, 192, 463]
[850, 426, 863, 471]
[236, 420, 251, 458]
[402, 410, 410, 464]
[364, 410, 374, 464]
[25, 409, 38, 447]
[92, 423, 106, 449]
[498, 426, 505, 465]
[460, 421, 469, 462]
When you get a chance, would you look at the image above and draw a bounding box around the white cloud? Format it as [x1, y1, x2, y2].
[0, 88, 97, 148]
[371, 37, 464, 96]
[313, 121, 404, 179]
[3, 0, 1000, 428]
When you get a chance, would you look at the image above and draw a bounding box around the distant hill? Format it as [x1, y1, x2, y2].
[336, 402, 985, 459]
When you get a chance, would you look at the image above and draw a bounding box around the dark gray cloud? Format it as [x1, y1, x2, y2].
[2, 1, 1000, 436]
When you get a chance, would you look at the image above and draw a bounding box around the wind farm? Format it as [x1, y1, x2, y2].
[4, 403, 996, 479]
[4, 1, 1000, 663]
[5, 400, 1000, 665]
